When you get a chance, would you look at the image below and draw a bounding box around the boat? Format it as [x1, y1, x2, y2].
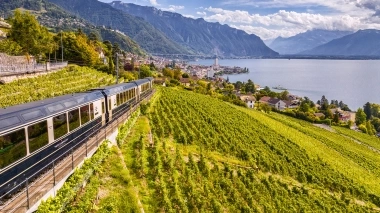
[272, 85, 287, 90]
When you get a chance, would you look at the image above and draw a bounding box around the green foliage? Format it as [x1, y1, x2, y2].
[38, 141, 110, 212]
[8, 9, 55, 57]
[0, 65, 115, 108]
[0, 39, 23, 55]
[55, 31, 100, 67]
[356, 108, 367, 125]
[139, 65, 153, 78]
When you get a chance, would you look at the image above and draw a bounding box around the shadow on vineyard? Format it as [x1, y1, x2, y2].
[55, 87, 380, 212]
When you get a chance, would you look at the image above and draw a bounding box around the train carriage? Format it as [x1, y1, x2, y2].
[0, 91, 106, 197]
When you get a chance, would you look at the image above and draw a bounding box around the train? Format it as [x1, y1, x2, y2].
[0, 77, 154, 199]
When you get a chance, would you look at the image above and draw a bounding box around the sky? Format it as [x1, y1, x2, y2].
[99, 0, 380, 40]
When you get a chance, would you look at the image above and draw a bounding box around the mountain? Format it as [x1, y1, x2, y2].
[300, 29, 380, 56]
[269, 29, 352, 55]
[109, 2, 279, 57]
[0, 0, 144, 55]
[47, 0, 191, 55]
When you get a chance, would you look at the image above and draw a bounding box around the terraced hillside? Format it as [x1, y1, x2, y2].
[46, 87, 380, 212]
[0, 65, 115, 108]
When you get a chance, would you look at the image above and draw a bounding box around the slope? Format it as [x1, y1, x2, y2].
[57, 87, 380, 212]
[47, 0, 192, 55]
[0, 0, 144, 55]
[301, 29, 380, 56]
[0, 65, 115, 108]
[269, 29, 352, 55]
[110, 2, 279, 57]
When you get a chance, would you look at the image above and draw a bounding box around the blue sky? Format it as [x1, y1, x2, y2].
[99, 0, 380, 40]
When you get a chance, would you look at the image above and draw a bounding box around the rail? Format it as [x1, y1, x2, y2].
[0, 90, 155, 213]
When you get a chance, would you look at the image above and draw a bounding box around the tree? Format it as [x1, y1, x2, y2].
[245, 79, 256, 93]
[139, 65, 152, 78]
[182, 73, 189, 78]
[173, 68, 182, 80]
[0, 40, 23, 55]
[56, 31, 99, 67]
[355, 108, 367, 125]
[8, 10, 55, 57]
[279, 90, 289, 100]
[162, 68, 174, 78]
[363, 102, 372, 120]
[320, 95, 329, 110]
[333, 112, 340, 124]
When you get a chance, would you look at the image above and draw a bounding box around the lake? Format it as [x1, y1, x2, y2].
[190, 59, 380, 110]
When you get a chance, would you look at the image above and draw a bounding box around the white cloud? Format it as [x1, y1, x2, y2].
[203, 6, 380, 40]
[196, 11, 207, 16]
[150, 0, 159, 6]
[161, 5, 184, 12]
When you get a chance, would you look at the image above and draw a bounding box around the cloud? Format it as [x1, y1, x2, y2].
[196, 11, 207, 16]
[161, 5, 184, 12]
[355, 0, 380, 16]
[203, 6, 380, 40]
[150, 0, 159, 6]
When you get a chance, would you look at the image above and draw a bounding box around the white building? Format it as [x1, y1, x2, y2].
[207, 69, 215, 78]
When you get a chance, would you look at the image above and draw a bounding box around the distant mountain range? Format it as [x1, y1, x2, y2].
[300, 30, 380, 56]
[109, 2, 278, 57]
[269, 29, 352, 55]
[0, 0, 144, 55]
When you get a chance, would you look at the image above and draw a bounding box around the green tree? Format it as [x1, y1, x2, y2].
[0, 40, 23, 55]
[363, 102, 372, 120]
[8, 10, 55, 57]
[56, 31, 99, 67]
[355, 108, 367, 125]
[139, 65, 152, 78]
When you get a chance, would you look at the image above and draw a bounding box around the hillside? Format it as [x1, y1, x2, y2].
[0, 65, 115, 108]
[301, 29, 380, 56]
[269, 29, 352, 55]
[45, 87, 380, 212]
[0, 0, 144, 55]
[47, 0, 192, 55]
[110, 2, 279, 57]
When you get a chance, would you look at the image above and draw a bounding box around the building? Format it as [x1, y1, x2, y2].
[260, 96, 288, 110]
[240, 95, 256, 108]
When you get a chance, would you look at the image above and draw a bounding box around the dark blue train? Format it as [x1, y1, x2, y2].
[0, 77, 153, 199]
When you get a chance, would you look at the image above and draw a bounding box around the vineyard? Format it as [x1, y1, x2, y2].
[51, 87, 380, 212]
[0, 65, 115, 108]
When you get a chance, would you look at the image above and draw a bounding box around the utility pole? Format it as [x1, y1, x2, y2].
[115, 53, 120, 84]
[61, 30, 63, 62]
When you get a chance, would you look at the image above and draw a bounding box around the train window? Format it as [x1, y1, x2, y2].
[122, 92, 126, 103]
[108, 99, 112, 110]
[116, 94, 120, 106]
[68, 109, 80, 132]
[102, 101, 105, 114]
[90, 103, 94, 120]
[0, 116, 21, 129]
[0, 129, 26, 169]
[48, 104, 64, 113]
[28, 121, 48, 153]
[53, 113, 68, 140]
[22, 110, 44, 121]
[80, 105, 90, 125]
[63, 100, 77, 108]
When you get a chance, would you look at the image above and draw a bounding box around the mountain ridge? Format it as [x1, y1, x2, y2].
[269, 29, 352, 55]
[109, 2, 279, 57]
[300, 29, 380, 56]
[0, 0, 144, 55]
[48, 0, 192, 55]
